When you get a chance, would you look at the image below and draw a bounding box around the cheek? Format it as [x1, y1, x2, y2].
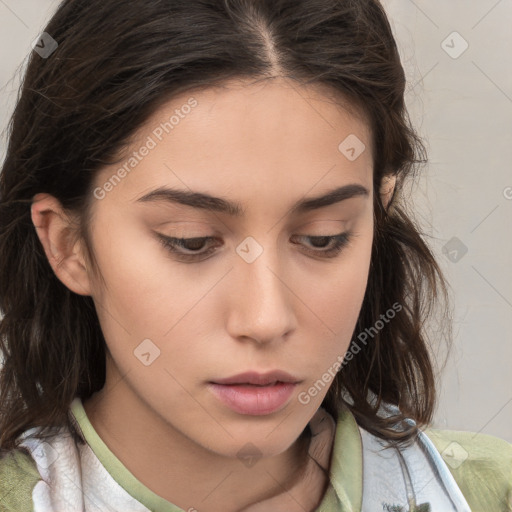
[88, 220, 204, 391]
[89, 216, 226, 370]
[295, 227, 373, 363]
[88, 216, 180, 334]
[310, 227, 372, 313]
[333, 236, 372, 318]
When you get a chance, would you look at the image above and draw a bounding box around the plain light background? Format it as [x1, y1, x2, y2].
[0, 0, 511, 443]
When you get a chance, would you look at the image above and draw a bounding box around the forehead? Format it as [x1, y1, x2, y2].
[93, 77, 373, 208]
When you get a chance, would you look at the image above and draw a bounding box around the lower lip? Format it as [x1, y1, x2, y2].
[207, 382, 298, 415]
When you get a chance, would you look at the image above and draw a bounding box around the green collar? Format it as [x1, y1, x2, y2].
[322, 404, 363, 511]
[70, 398, 363, 512]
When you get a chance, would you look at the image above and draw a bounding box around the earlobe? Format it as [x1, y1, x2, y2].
[31, 193, 92, 296]
[379, 174, 397, 210]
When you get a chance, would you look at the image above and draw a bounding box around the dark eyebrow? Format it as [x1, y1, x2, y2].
[135, 183, 369, 216]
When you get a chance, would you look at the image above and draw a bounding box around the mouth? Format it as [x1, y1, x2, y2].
[207, 370, 302, 416]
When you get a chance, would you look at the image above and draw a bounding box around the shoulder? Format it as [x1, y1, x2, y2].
[0, 446, 41, 512]
[0, 423, 83, 512]
[423, 426, 512, 511]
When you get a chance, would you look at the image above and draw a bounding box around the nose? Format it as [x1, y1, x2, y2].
[226, 243, 297, 345]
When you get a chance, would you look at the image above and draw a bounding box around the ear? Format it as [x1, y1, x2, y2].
[31, 193, 92, 296]
[379, 174, 397, 210]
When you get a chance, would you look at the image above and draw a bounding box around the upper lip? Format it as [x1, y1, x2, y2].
[211, 370, 301, 386]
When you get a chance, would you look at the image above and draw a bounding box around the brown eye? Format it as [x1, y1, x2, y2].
[156, 234, 220, 261]
[291, 232, 353, 258]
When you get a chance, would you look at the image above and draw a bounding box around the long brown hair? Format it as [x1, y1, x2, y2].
[0, 0, 451, 451]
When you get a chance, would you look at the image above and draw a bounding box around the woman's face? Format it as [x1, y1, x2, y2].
[81, 78, 374, 458]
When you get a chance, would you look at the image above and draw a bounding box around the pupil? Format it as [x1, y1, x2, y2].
[185, 238, 205, 250]
[312, 236, 330, 248]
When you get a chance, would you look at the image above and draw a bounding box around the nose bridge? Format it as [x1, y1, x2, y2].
[228, 234, 295, 342]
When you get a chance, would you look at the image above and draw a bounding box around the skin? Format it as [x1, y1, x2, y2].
[31, 77, 395, 512]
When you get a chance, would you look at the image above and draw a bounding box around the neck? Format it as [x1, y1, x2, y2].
[82, 379, 314, 512]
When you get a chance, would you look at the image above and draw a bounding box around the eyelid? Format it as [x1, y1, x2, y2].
[153, 220, 213, 232]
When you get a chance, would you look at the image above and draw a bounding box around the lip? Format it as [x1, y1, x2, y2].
[210, 370, 301, 386]
[208, 370, 302, 416]
[207, 382, 298, 415]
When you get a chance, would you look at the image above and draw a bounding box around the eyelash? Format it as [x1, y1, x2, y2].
[156, 232, 353, 262]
